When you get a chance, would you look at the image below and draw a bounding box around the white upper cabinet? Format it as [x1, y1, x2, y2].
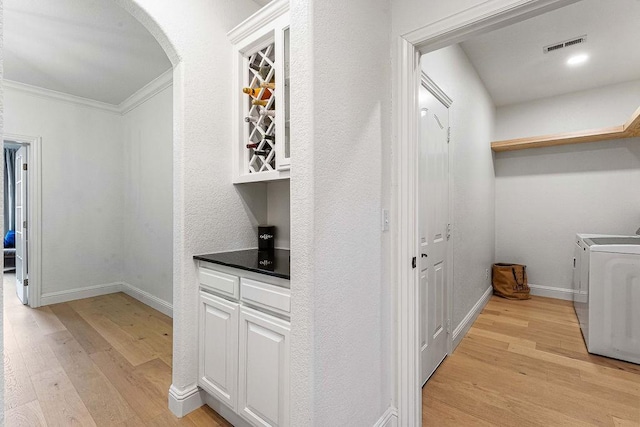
[229, 0, 290, 184]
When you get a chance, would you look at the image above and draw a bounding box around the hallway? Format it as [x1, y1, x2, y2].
[3, 273, 229, 426]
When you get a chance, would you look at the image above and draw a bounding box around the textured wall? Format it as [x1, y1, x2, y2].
[496, 82, 640, 293]
[496, 79, 640, 140]
[290, 0, 393, 424]
[122, 85, 173, 304]
[4, 88, 125, 295]
[421, 45, 496, 330]
[266, 180, 290, 249]
[113, 0, 260, 399]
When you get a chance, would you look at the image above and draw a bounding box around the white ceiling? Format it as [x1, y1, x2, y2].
[460, 0, 640, 107]
[4, 0, 172, 105]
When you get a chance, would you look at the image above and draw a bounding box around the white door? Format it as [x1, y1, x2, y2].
[15, 146, 28, 305]
[238, 306, 290, 427]
[199, 292, 239, 410]
[418, 82, 450, 385]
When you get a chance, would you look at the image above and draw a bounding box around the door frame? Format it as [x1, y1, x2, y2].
[4, 133, 43, 308]
[393, 1, 581, 424]
[418, 71, 454, 371]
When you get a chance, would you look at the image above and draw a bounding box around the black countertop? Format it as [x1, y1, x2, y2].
[194, 249, 290, 280]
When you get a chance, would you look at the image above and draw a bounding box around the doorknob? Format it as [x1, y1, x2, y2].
[421, 253, 428, 258]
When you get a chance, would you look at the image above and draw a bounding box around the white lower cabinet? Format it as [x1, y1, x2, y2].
[238, 307, 290, 427]
[198, 269, 290, 427]
[199, 292, 239, 409]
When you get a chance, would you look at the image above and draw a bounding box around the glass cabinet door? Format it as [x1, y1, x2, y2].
[276, 26, 290, 171]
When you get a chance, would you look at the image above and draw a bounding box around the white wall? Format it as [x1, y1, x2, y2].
[496, 79, 640, 140]
[4, 87, 125, 296]
[495, 82, 640, 297]
[4, 84, 175, 307]
[421, 45, 496, 329]
[290, 0, 392, 424]
[122, 85, 173, 305]
[114, 0, 262, 407]
[267, 180, 290, 249]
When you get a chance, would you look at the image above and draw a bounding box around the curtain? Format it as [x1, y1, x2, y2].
[4, 147, 18, 234]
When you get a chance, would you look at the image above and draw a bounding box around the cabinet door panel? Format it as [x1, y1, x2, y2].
[239, 307, 290, 427]
[199, 292, 239, 410]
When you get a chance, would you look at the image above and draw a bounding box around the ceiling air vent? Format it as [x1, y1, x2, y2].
[543, 35, 587, 54]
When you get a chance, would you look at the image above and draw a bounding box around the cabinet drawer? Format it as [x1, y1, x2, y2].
[240, 278, 291, 317]
[199, 265, 239, 300]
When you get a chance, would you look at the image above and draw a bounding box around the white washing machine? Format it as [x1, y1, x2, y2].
[573, 234, 640, 364]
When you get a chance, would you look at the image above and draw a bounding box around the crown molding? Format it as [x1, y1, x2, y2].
[3, 80, 121, 114]
[3, 68, 173, 115]
[227, 0, 289, 43]
[118, 68, 173, 114]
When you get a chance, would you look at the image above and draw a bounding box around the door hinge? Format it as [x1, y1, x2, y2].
[446, 319, 451, 334]
[447, 127, 451, 143]
[24, 279, 29, 287]
[23, 220, 27, 229]
[23, 163, 28, 171]
[446, 223, 451, 241]
[412, 256, 417, 269]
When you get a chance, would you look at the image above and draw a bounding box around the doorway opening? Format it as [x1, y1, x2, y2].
[3, 135, 42, 307]
[395, 0, 595, 424]
[398, 0, 640, 424]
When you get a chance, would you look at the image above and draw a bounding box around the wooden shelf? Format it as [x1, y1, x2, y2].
[491, 106, 640, 152]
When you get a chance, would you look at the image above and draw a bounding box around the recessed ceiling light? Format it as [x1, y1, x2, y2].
[567, 53, 589, 66]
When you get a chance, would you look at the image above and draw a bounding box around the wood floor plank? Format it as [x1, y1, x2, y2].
[433, 356, 631, 425]
[4, 400, 48, 427]
[118, 292, 173, 326]
[30, 306, 67, 335]
[4, 349, 37, 410]
[145, 411, 197, 426]
[422, 397, 494, 427]
[31, 367, 97, 426]
[114, 415, 146, 427]
[99, 305, 173, 366]
[424, 295, 640, 426]
[20, 340, 61, 378]
[134, 358, 173, 397]
[75, 310, 157, 366]
[49, 302, 112, 355]
[6, 305, 51, 350]
[90, 349, 167, 421]
[45, 330, 137, 425]
[3, 312, 22, 355]
[186, 405, 233, 427]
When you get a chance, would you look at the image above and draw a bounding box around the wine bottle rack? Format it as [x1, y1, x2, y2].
[229, 0, 290, 184]
[246, 44, 276, 173]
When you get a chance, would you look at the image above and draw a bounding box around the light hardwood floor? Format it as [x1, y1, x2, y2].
[3, 273, 230, 426]
[423, 295, 640, 426]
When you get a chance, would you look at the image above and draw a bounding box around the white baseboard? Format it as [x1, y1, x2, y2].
[528, 283, 575, 301]
[452, 286, 492, 349]
[373, 406, 398, 427]
[121, 281, 173, 317]
[168, 384, 203, 417]
[40, 282, 123, 306]
[39, 281, 173, 318]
